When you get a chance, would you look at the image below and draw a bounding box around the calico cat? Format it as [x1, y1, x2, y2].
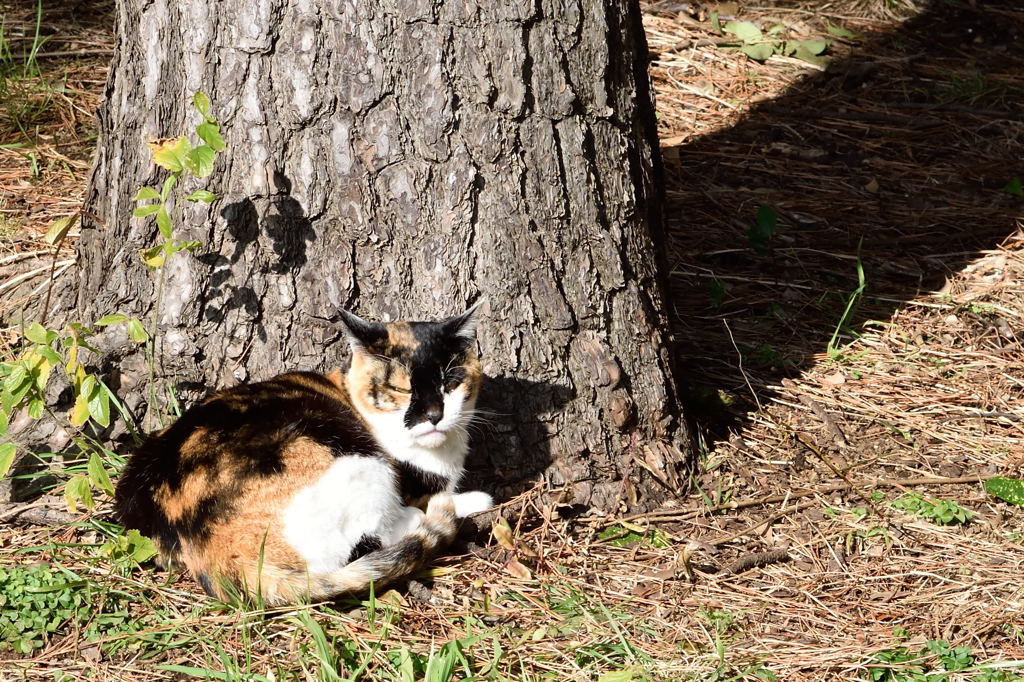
[114, 307, 493, 605]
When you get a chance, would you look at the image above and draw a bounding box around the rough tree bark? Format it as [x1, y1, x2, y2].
[63, 0, 695, 513]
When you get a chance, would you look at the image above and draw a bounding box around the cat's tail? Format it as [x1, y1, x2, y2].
[238, 493, 459, 606]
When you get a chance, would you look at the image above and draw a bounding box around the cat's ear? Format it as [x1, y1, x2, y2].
[443, 300, 484, 341]
[338, 309, 385, 352]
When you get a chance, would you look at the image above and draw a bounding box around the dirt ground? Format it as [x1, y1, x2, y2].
[1, 0, 1022, 680]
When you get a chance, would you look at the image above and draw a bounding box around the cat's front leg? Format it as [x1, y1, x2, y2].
[384, 505, 426, 544]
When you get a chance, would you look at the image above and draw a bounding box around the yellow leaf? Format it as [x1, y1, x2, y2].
[44, 215, 78, 246]
[619, 520, 647, 533]
[65, 343, 79, 375]
[146, 136, 190, 172]
[378, 589, 407, 606]
[70, 393, 90, 426]
[492, 517, 516, 549]
[140, 245, 166, 268]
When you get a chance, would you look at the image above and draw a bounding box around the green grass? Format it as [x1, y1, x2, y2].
[0, 0, 68, 141]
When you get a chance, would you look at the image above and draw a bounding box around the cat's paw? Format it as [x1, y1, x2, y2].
[452, 491, 493, 518]
[425, 492, 456, 521]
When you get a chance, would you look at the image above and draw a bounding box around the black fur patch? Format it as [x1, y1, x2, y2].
[348, 534, 383, 563]
[394, 459, 450, 500]
[392, 536, 427, 564]
[401, 322, 474, 429]
[196, 571, 217, 598]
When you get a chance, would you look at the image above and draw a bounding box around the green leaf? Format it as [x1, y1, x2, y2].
[132, 204, 160, 218]
[35, 346, 62, 366]
[0, 442, 16, 478]
[985, 477, 1024, 507]
[94, 313, 128, 327]
[87, 383, 111, 428]
[140, 245, 166, 269]
[43, 215, 78, 246]
[126, 530, 157, 563]
[80, 374, 97, 401]
[749, 205, 778, 253]
[193, 91, 211, 117]
[598, 670, 635, 682]
[742, 42, 776, 61]
[0, 408, 8, 438]
[184, 145, 215, 178]
[827, 24, 858, 39]
[757, 205, 777, 232]
[64, 475, 94, 512]
[156, 206, 173, 240]
[160, 174, 178, 201]
[168, 239, 203, 256]
[133, 187, 160, 201]
[155, 665, 238, 679]
[87, 452, 115, 496]
[724, 21, 763, 44]
[792, 43, 830, 66]
[127, 318, 149, 344]
[23, 322, 50, 345]
[186, 189, 217, 203]
[196, 122, 226, 152]
[797, 39, 829, 56]
[710, 12, 722, 35]
[4, 364, 28, 394]
[26, 398, 44, 420]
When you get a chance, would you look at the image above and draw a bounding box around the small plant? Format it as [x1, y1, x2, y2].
[0, 563, 150, 655]
[868, 637, 1024, 681]
[134, 92, 224, 270]
[0, 320, 143, 479]
[719, 20, 831, 65]
[1, 91, 225, 512]
[134, 92, 225, 429]
[827, 242, 867, 361]
[708, 277, 726, 310]
[100, 528, 159, 576]
[891, 492, 972, 525]
[744, 342, 782, 368]
[935, 71, 990, 105]
[598, 523, 672, 549]
[747, 205, 777, 255]
[968, 302, 998, 315]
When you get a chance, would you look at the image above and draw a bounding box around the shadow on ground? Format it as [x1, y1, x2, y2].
[660, 0, 1024, 438]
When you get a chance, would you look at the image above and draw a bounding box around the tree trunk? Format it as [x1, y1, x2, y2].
[66, 0, 694, 513]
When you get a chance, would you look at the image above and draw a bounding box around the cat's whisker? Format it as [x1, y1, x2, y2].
[461, 408, 498, 422]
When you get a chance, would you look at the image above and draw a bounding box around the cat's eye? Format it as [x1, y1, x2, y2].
[387, 384, 411, 395]
[443, 369, 465, 391]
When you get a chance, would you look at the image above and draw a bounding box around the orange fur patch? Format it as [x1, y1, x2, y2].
[386, 322, 420, 351]
[179, 436, 336, 595]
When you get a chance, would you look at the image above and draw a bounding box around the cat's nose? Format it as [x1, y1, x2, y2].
[425, 406, 444, 425]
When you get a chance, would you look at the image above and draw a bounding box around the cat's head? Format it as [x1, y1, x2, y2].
[339, 305, 483, 450]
